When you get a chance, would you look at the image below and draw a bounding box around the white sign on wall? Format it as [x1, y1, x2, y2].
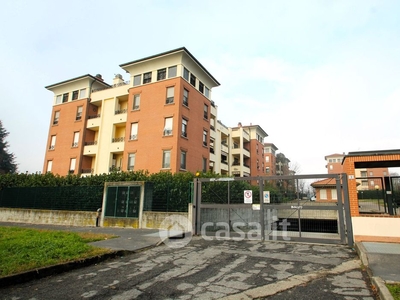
[244, 190, 253, 204]
[263, 191, 270, 203]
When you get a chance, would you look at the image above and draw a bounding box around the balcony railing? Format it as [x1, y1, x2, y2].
[88, 114, 100, 119]
[81, 169, 93, 174]
[48, 145, 55, 150]
[130, 135, 137, 140]
[84, 141, 97, 146]
[92, 80, 130, 93]
[112, 137, 124, 143]
[72, 142, 78, 148]
[109, 166, 121, 172]
[115, 108, 127, 115]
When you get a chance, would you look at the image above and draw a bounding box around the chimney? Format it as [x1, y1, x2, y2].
[113, 74, 124, 86]
[95, 74, 103, 81]
[238, 122, 242, 127]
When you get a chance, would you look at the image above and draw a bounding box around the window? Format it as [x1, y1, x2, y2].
[143, 72, 152, 84]
[203, 130, 208, 146]
[199, 82, 204, 93]
[203, 104, 208, 119]
[166, 87, 174, 104]
[127, 153, 135, 171]
[164, 117, 173, 136]
[205, 87, 210, 98]
[362, 180, 368, 186]
[72, 132, 79, 147]
[331, 189, 338, 200]
[183, 89, 189, 106]
[190, 74, 196, 86]
[183, 68, 189, 80]
[266, 167, 270, 173]
[133, 94, 140, 110]
[369, 171, 373, 176]
[53, 111, 60, 125]
[168, 66, 177, 78]
[329, 165, 333, 170]
[49, 135, 56, 150]
[133, 75, 141, 86]
[383, 171, 387, 176]
[320, 189, 327, 200]
[202, 157, 207, 173]
[76, 106, 83, 120]
[69, 158, 76, 174]
[157, 68, 166, 81]
[130, 123, 138, 140]
[180, 150, 186, 169]
[46, 160, 52, 172]
[181, 119, 188, 138]
[56, 95, 62, 104]
[79, 88, 86, 99]
[361, 171, 367, 177]
[162, 150, 171, 168]
[62, 93, 69, 103]
[266, 156, 270, 162]
[72, 90, 79, 100]
[370, 180, 375, 186]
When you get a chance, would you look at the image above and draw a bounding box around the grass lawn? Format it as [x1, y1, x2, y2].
[0, 226, 114, 277]
[387, 283, 400, 300]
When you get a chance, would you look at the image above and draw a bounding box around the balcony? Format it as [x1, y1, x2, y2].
[87, 116, 101, 130]
[113, 110, 127, 124]
[221, 143, 228, 154]
[110, 137, 124, 152]
[211, 105, 217, 118]
[83, 141, 98, 156]
[221, 161, 229, 171]
[210, 129, 216, 139]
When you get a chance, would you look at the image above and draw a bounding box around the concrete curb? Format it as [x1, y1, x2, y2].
[0, 244, 159, 288]
[355, 242, 395, 300]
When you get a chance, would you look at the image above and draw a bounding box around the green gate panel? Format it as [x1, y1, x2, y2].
[127, 186, 140, 218]
[105, 187, 117, 217]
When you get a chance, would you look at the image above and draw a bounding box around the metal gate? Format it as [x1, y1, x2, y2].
[193, 174, 353, 246]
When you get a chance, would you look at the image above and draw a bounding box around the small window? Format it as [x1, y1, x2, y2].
[49, 135, 56, 150]
[162, 150, 171, 168]
[203, 130, 208, 146]
[157, 68, 166, 81]
[62, 93, 69, 103]
[127, 153, 135, 171]
[133, 75, 141, 86]
[203, 104, 208, 119]
[166, 87, 174, 104]
[164, 117, 173, 136]
[180, 150, 187, 170]
[190, 74, 196, 86]
[143, 72, 152, 84]
[69, 158, 76, 174]
[202, 157, 207, 173]
[76, 106, 83, 121]
[53, 111, 60, 125]
[183, 89, 189, 106]
[55, 95, 62, 104]
[133, 94, 140, 110]
[181, 119, 188, 138]
[72, 90, 79, 100]
[168, 66, 177, 78]
[130, 123, 138, 140]
[183, 68, 189, 80]
[320, 189, 327, 200]
[199, 82, 204, 93]
[79, 88, 86, 99]
[72, 131, 79, 147]
[46, 160, 52, 172]
[205, 87, 210, 98]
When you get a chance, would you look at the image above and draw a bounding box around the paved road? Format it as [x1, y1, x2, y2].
[0, 237, 377, 300]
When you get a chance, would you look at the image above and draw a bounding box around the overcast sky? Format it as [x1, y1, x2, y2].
[1, 0, 399, 175]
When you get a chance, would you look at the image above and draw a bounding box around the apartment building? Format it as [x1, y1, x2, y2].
[325, 153, 388, 190]
[264, 143, 278, 175]
[43, 47, 220, 175]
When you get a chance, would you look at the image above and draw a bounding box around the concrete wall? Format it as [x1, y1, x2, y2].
[0, 206, 192, 230]
[352, 216, 400, 242]
[0, 208, 97, 226]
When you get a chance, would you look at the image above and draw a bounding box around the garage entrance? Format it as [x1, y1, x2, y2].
[193, 174, 353, 246]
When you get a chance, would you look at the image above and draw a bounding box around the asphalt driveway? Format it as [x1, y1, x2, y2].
[0, 237, 377, 300]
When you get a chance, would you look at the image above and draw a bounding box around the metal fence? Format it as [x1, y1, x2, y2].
[0, 186, 104, 211]
[0, 181, 192, 213]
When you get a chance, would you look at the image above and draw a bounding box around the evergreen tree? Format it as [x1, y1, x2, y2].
[0, 120, 17, 174]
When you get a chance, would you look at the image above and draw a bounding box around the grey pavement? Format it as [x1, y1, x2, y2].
[0, 222, 396, 299]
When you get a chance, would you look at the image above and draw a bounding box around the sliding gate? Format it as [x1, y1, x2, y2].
[193, 174, 353, 246]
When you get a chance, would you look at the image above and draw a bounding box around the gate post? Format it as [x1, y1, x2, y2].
[341, 173, 354, 246]
[259, 177, 265, 241]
